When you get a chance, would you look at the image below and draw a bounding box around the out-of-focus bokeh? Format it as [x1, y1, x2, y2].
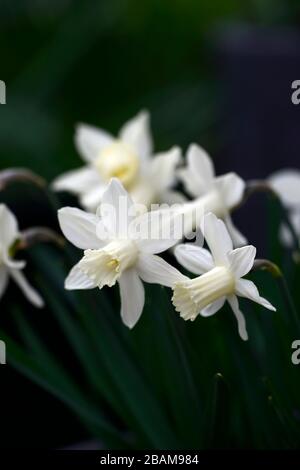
[3, 0, 298, 177]
[2, 0, 300, 245]
[1, 0, 300, 448]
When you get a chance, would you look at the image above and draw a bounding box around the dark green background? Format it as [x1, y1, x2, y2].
[1, 0, 296, 177]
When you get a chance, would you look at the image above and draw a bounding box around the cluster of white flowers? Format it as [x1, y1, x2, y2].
[5, 111, 300, 339]
[52, 111, 280, 340]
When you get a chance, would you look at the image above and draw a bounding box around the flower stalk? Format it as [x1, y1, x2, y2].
[15, 227, 65, 252]
[252, 258, 299, 329]
[0, 168, 46, 190]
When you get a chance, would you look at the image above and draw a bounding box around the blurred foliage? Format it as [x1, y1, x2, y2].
[0, 0, 260, 176]
[1, 0, 300, 176]
[1, 188, 300, 449]
[1, 0, 300, 450]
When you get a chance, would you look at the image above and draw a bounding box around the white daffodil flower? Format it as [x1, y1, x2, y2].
[269, 169, 300, 247]
[53, 110, 183, 211]
[172, 212, 276, 340]
[177, 144, 247, 246]
[0, 204, 44, 308]
[58, 178, 184, 328]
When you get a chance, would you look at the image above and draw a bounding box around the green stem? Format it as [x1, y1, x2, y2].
[0, 168, 46, 190]
[205, 373, 230, 448]
[9, 228, 64, 258]
[252, 259, 299, 329]
[17, 227, 65, 251]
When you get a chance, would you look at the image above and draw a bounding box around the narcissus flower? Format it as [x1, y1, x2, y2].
[53, 111, 182, 211]
[269, 169, 300, 247]
[172, 212, 276, 340]
[0, 204, 44, 307]
[58, 178, 183, 328]
[177, 144, 246, 246]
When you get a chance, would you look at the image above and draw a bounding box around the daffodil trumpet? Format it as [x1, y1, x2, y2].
[172, 212, 276, 341]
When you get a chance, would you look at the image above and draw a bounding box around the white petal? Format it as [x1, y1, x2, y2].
[201, 212, 233, 266]
[52, 166, 101, 195]
[100, 178, 134, 237]
[0, 204, 19, 249]
[3, 252, 26, 270]
[58, 207, 103, 250]
[80, 183, 107, 212]
[159, 190, 187, 205]
[136, 253, 184, 288]
[118, 268, 145, 328]
[279, 223, 294, 248]
[224, 214, 248, 248]
[177, 143, 214, 197]
[200, 296, 225, 317]
[279, 210, 300, 247]
[129, 179, 156, 208]
[134, 209, 182, 254]
[269, 169, 300, 208]
[10, 268, 44, 308]
[0, 266, 9, 300]
[177, 167, 201, 198]
[148, 146, 182, 191]
[174, 243, 214, 275]
[215, 172, 245, 210]
[75, 123, 113, 163]
[119, 110, 153, 160]
[187, 143, 215, 186]
[227, 294, 248, 341]
[65, 262, 96, 290]
[235, 279, 276, 311]
[228, 245, 256, 279]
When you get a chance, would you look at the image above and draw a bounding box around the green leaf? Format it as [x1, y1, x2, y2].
[29, 245, 178, 449]
[204, 373, 230, 448]
[0, 328, 126, 448]
[137, 284, 202, 449]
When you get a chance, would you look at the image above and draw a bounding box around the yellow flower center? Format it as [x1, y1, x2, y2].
[172, 266, 235, 321]
[79, 239, 138, 288]
[95, 141, 139, 188]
